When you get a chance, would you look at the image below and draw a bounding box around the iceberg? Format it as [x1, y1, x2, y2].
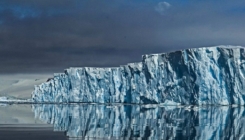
[32, 45, 245, 105]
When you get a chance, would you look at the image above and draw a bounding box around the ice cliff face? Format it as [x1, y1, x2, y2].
[32, 104, 245, 139]
[32, 45, 245, 105]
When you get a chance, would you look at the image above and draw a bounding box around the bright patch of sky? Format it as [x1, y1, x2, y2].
[155, 2, 171, 15]
[0, 5, 40, 19]
[0, 5, 71, 20]
[11, 6, 41, 19]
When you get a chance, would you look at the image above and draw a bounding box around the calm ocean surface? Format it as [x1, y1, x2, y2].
[0, 104, 244, 140]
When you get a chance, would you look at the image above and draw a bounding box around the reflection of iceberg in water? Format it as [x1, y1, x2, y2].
[32, 104, 245, 139]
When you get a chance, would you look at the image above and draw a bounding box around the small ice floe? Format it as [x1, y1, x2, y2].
[0, 96, 33, 103]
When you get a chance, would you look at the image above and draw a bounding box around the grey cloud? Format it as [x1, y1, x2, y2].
[0, 0, 245, 73]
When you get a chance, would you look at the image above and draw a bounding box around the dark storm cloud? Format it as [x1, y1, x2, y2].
[1, 0, 245, 73]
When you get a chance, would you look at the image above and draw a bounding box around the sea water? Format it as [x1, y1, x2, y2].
[0, 103, 244, 140]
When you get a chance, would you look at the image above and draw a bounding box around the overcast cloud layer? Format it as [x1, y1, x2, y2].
[1, 0, 245, 73]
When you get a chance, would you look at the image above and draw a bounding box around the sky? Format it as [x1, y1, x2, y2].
[1, 0, 245, 74]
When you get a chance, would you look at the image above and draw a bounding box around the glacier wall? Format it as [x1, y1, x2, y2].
[32, 45, 245, 105]
[32, 104, 245, 139]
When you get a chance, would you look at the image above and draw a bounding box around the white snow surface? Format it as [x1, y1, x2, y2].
[32, 45, 245, 105]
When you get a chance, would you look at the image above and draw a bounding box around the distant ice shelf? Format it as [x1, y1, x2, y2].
[0, 96, 32, 103]
[32, 45, 245, 105]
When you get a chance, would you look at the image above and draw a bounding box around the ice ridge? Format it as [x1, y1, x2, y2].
[32, 45, 245, 105]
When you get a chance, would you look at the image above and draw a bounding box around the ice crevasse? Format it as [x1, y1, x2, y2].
[32, 45, 245, 105]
